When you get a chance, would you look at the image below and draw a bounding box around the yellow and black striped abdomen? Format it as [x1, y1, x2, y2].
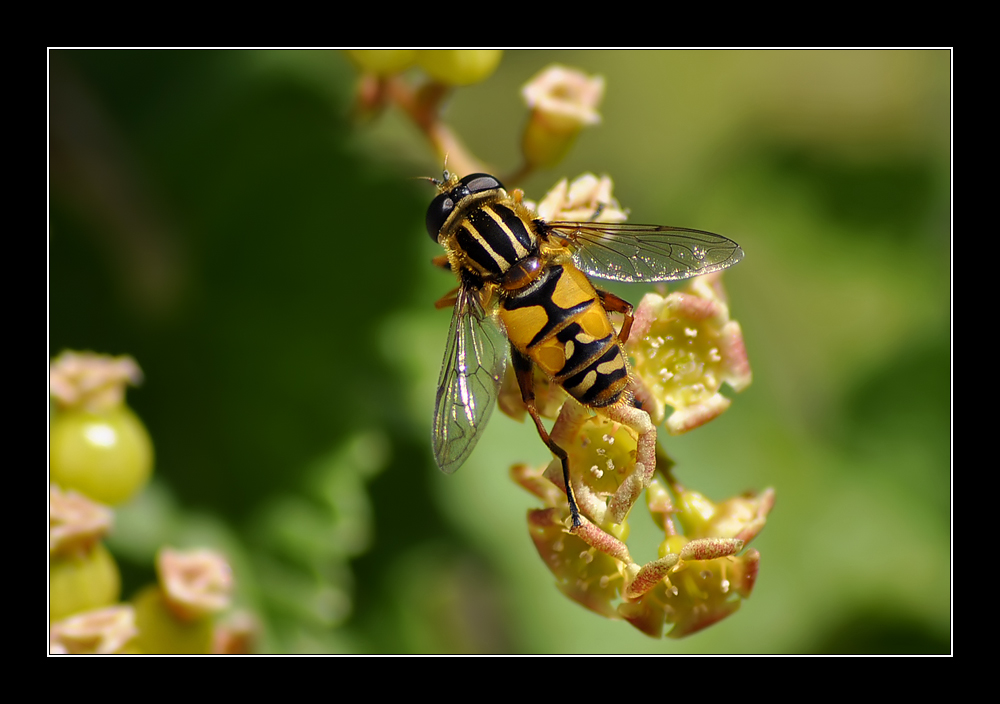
[499, 264, 629, 408]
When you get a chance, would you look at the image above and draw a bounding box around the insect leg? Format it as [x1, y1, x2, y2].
[595, 289, 635, 345]
[434, 287, 461, 310]
[511, 345, 583, 529]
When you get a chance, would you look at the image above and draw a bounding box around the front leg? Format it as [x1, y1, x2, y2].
[434, 287, 460, 310]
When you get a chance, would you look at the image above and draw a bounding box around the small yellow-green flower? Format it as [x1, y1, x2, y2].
[524, 503, 627, 620]
[616, 479, 771, 637]
[674, 485, 776, 546]
[619, 539, 758, 638]
[627, 274, 752, 433]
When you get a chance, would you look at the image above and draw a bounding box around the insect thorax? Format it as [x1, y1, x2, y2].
[446, 199, 539, 281]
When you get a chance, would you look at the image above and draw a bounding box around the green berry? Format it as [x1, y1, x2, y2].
[50, 542, 120, 622]
[132, 585, 214, 654]
[345, 50, 416, 76]
[417, 50, 502, 86]
[50, 406, 153, 505]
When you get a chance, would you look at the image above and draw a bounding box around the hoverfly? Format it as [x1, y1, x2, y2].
[426, 171, 743, 528]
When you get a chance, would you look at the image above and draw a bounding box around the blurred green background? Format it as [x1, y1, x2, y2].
[49, 49, 950, 653]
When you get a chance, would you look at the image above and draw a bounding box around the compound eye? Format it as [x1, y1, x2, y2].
[426, 193, 455, 241]
[461, 173, 504, 194]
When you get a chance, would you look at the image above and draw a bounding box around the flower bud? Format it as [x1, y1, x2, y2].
[521, 65, 604, 169]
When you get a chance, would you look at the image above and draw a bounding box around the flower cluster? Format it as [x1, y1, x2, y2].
[629, 276, 752, 434]
[507, 175, 767, 638]
[347, 52, 770, 641]
[50, 352, 246, 653]
[513, 438, 771, 638]
[49, 481, 239, 653]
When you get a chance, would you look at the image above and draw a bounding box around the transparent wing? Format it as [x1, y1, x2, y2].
[432, 286, 507, 475]
[544, 221, 744, 283]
